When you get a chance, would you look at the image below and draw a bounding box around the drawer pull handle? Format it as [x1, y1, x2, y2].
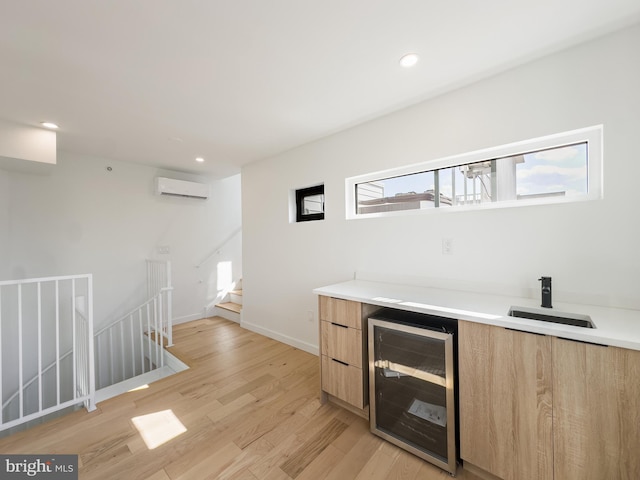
[331, 322, 348, 329]
[332, 358, 349, 366]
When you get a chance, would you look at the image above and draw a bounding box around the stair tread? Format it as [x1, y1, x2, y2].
[230, 289, 243, 296]
[217, 302, 242, 314]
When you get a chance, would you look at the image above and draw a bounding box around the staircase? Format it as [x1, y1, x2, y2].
[0, 274, 96, 434]
[214, 282, 242, 322]
[0, 260, 181, 434]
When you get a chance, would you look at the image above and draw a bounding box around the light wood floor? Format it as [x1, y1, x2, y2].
[0, 317, 483, 479]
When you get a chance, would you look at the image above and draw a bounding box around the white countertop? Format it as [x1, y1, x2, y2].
[314, 279, 640, 351]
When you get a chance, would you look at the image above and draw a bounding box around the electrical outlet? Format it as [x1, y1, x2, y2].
[307, 310, 314, 323]
[442, 238, 453, 255]
[157, 245, 171, 255]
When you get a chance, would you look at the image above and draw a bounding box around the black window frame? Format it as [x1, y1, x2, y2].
[295, 184, 325, 222]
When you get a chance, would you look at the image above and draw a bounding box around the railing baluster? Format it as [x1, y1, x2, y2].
[96, 337, 101, 388]
[167, 290, 173, 346]
[37, 282, 43, 412]
[139, 310, 145, 374]
[72, 279, 77, 399]
[80, 317, 85, 397]
[86, 274, 95, 411]
[147, 303, 152, 372]
[18, 284, 23, 420]
[77, 318, 83, 397]
[55, 280, 60, 406]
[109, 329, 114, 385]
[157, 293, 163, 368]
[0, 287, 3, 424]
[153, 296, 158, 370]
[130, 314, 135, 376]
[166, 261, 173, 347]
[120, 321, 125, 380]
[156, 298, 161, 367]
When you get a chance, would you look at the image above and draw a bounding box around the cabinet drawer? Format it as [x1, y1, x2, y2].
[320, 321, 362, 368]
[319, 296, 361, 329]
[321, 355, 364, 408]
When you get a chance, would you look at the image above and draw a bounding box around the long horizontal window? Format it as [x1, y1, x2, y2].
[347, 126, 602, 218]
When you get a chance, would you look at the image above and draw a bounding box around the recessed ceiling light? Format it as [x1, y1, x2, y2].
[41, 122, 59, 129]
[399, 53, 419, 68]
[195, 157, 204, 163]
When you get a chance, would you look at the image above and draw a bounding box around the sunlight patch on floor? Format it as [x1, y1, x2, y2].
[131, 409, 187, 450]
[128, 384, 149, 392]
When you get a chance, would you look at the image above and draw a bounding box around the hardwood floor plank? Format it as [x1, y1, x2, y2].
[206, 394, 256, 424]
[225, 470, 261, 480]
[174, 442, 243, 480]
[294, 444, 345, 480]
[162, 424, 232, 479]
[232, 391, 316, 449]
[354, 441, 399, 480]
[383, 451, 425, 480]
[217, 374, 278, 405]
[261, 469, 291, 480]
[217, 437, 274, 480]
[331, 416, 370, 454]
[323, 429, 385, 480]
[147, 469, 172, 480]
[247, 433, 300, 479]
[0, 316, 482, 480]
[280, 417, 349, 478]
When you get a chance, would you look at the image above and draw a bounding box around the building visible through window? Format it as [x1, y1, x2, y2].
[354, 139, 592, 216]
[295, 184, 325, 222]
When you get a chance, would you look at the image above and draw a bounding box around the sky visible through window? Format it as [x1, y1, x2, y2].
[516, 143, 587, 196]
[361, 142, 587, 200]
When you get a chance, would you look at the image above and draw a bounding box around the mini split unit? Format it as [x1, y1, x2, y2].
[155, 177, 209, 199]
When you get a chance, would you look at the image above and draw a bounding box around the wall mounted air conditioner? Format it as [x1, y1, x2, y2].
[155, 177, 209, 199]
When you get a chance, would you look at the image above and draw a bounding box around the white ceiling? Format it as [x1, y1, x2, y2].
[1, 1, 639, 179]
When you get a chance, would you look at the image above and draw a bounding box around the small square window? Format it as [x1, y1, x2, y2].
[295, 184, 324, 222]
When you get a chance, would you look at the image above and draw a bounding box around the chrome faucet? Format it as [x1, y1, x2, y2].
[539, 276, 552, 308]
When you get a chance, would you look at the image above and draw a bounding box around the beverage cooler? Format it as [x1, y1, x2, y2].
[368, 311, 457, 475]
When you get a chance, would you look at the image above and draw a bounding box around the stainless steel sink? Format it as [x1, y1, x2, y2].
[508, 306, 595, 329]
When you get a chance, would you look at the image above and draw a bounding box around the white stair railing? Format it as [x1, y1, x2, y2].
[146, 259, 173, 347]
[93, 287, 172, 389]
[1, 261, 174, 432]
[0, 274, 95, 433]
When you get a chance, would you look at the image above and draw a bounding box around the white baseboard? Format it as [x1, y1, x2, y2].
[240, 320, 318, 356]
[172, 312, 204, 325]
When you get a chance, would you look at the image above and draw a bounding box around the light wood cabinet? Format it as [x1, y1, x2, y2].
[459, 320, 553, 480]
[320, 320, 362, 367]
[318, 296, 377, 414]
[459, 320, 640, 480]
[553, 337, 640, 480]
[319, 296, 362, 329]
[320, 355, 364, 408]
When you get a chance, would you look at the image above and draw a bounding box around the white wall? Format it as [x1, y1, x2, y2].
[0, 119, 56, 165]
[241, 24, 640, 354]
[0, 168, 9, 280]
[1, 151, 242, 329]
